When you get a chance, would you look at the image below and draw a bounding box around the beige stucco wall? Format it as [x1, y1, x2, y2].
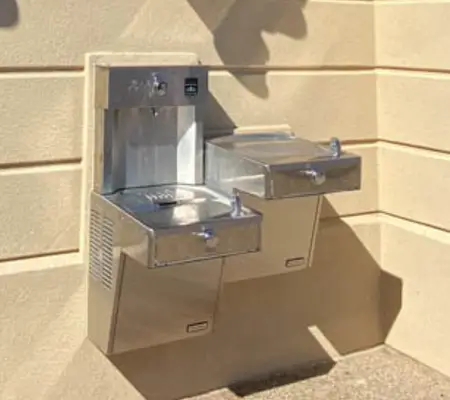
[376, 1, 450, 377]
[0, 0, 425, 399]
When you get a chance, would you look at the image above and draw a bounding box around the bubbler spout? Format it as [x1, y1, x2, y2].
[230, 189, 243, 217]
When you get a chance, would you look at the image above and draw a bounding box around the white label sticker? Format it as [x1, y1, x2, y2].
[285, 257, 306, 268]
[187, 321, 209, 333]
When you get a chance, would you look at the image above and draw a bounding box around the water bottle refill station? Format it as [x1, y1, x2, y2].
[87, 63, 362, 355]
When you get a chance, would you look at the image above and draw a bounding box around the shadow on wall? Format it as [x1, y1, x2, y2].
[100, 200, 403, 400]
[30, 196, 404, 399]
[0, 0, 19, 27]
[319, 201, 403, 341]
[187, 0, 308, 98]
[204, 94, 237, 137]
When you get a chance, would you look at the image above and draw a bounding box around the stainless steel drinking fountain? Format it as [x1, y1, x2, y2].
[206, 133, 361, 281]
[206, 133, 360, 200]
[87, 61, 362, 356]
[87, 65, 261, 355]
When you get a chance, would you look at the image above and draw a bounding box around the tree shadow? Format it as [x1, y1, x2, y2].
[0, 0, 19, 27]
[188, 0, 308, 98]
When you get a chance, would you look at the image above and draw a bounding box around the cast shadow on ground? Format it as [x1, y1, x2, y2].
[0, 0, 19, 27]
[228, 362, 334, 397]
[187, 0, 308, 98]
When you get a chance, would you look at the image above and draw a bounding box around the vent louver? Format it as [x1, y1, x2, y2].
[89, 210, 114, 290]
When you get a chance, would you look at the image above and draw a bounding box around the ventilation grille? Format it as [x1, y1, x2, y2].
[89, 209, 114, 290]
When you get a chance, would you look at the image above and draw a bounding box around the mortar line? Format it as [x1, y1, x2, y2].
[0, 158, 82, 171]
[0, 249, 79, 265]
[3, 65, 450, 75]
[0, 66, 84, 74]
[380, 211, 450, 235]
[378, 65, 450, 75]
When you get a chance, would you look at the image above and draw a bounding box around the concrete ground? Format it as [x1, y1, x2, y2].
[186, 346, 450, 400]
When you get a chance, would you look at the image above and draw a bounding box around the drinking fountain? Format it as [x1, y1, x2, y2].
[206, 134, 359, 200]
[87, 65, 261, 355]
[86, 62, 361, 355]
[205, 132, 361, 282]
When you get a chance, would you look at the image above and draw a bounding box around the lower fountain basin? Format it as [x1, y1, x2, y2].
[105, 184, 250, 230]
[92, 185, 261, 267]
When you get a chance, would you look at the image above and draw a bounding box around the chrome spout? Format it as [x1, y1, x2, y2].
[230, 190, 243, 218]
[151, 72, 168, 96]
[329, 137, 341, 158]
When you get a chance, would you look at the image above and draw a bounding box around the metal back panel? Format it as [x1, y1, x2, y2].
[96, 66, 208, 194]
[105, 66, 208, 109]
